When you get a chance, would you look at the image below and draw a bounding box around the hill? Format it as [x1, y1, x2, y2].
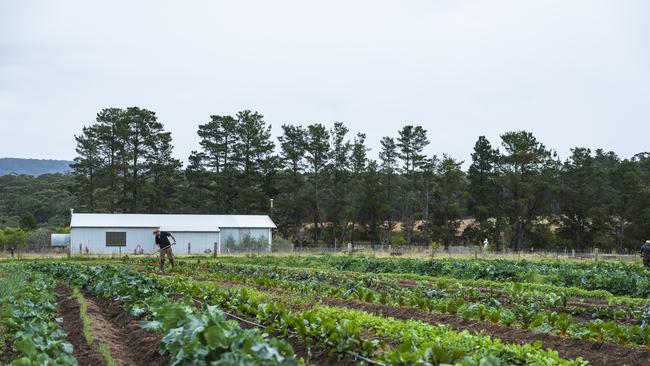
[0, 158, 73, 176]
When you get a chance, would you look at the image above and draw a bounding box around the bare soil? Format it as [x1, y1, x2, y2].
[0, 339, 17, 364]
[55, 285, 106, 366]
[83, 293, 168, 366]
[321, 297, 650, 366]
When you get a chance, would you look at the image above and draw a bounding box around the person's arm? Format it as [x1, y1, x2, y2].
[169, 233, 176, 244]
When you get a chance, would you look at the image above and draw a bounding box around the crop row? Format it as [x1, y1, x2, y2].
[30, 261, 586, 365]
[212, 255, 650, 298]
[23, 262, 300, 366]
[163, 270, 587, 365]
[132, 259, 650, 348]
[0, 266, 76, 366]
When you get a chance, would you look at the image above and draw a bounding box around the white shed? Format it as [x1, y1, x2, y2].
[69, 212, 276, 255]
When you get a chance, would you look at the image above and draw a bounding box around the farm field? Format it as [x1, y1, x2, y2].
[1, 255, 650, 366]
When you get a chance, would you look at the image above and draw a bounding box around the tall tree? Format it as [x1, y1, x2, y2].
[327, 122, 351, 245]
[498, 131, 559, 251]
[95, 108, 126, 211]
[122, 107, 164, 211]
[189, 114, 240, 212]
[379, 137, 398, 244]
[358, 160, 386, 247]
[278, 125, 307, 238]
[233, 110, 276, 213]
[71, 125, 103, 211]
[195, 115, 239, 173]
[466, 136, 501, 244]
[304, 124, 330, 244]
[397, 125, 429, 244]
[557, 148, 602, 251]
[426, 155, 466, 249]
[349, 133, 369, 243]
[144, 131, 183, 212]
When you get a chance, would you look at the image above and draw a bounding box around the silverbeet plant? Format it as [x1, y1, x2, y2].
[0, 269, 76, 366]
[141, 300, 299, 366]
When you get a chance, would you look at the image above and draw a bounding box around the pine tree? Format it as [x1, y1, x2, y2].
[278, 125, 307, 238]
[397, 125, 429, 244]
[328, 122, 351, 245]
[498, 131, 559, 250]
[379, 137, 398, 244]
[466, 136, 501, 244]
[71, 125, 104, 211]
[304, 123, 330, 244]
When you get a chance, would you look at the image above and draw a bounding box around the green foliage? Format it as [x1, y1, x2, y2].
[22, 262, 300, 366]
[19, 213, 37, 231]
[0, 227, 27, 249]
[0, 269, 76, 365]
[156, 257, 650, 347]
[271, 235, 293, 253]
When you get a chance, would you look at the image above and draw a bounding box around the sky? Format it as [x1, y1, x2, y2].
[1, 0, 649, 166]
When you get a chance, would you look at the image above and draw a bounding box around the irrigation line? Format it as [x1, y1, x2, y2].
[189, 296, 386, 366]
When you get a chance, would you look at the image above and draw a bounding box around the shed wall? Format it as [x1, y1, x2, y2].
[70, 227, 220, 255]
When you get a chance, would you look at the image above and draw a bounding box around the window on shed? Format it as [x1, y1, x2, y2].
[106, 232, 126, 246]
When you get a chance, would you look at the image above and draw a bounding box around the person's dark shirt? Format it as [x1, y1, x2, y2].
[641, 244, 650, 257]
[156, 231, 173, 249]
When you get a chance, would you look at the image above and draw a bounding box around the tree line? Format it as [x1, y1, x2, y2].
[2, 106, 649, 252]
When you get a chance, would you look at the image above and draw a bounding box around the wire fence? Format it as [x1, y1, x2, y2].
[0, 243, 644, 262]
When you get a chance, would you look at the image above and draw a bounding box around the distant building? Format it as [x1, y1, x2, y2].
[69, 211, 276, 255]
[50, 233, 71, 247]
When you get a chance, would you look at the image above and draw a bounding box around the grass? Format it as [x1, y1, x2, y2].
[98, 343, 117, 366]
[71, 287, 117, 366]
[72, 287, 93, 345]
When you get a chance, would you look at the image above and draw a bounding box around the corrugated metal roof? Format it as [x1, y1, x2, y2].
[159, 226, 221, 232]
[70, 213, 276, 229]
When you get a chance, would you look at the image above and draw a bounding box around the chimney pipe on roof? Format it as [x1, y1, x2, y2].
[70, 208, 74, 215]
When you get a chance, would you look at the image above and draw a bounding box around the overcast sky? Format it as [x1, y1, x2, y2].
[1, 0, 649, 166]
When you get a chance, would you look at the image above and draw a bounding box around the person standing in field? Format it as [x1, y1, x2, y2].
[154, 228, 176, 272]
[641, 240, 650, 268]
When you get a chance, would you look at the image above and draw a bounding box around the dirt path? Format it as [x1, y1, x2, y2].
[55, 285, 105, 366]
[83, 293, 168, 366]
[321, 297, 650, 366]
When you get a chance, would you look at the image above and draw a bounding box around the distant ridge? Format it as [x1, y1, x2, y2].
[0, 158, 73, 176]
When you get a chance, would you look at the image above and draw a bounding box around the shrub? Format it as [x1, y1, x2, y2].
[272, 235, 294, 253]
